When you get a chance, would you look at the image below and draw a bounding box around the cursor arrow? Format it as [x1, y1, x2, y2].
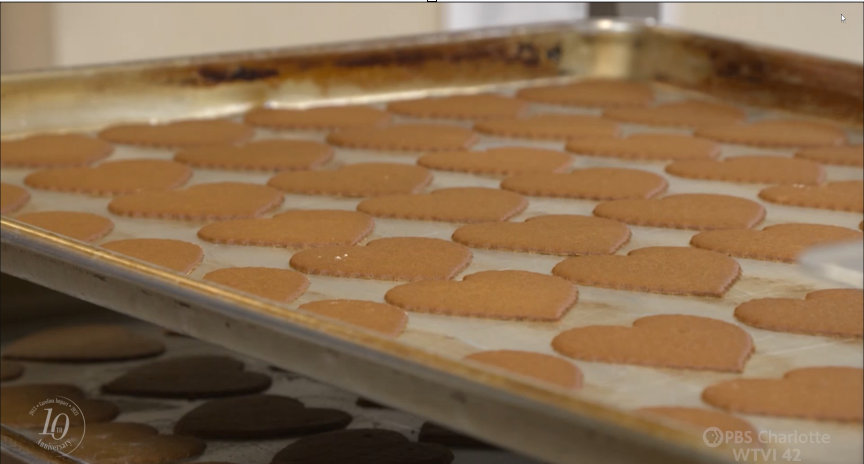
[841, 14, 846, 23]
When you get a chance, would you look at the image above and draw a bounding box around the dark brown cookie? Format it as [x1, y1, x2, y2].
[418, 423, 494, 449]
[2, 325, 165, 363]
[1, 384, 119, 428]
[271, 429, 454, 464]
[69, 422, 206, 464]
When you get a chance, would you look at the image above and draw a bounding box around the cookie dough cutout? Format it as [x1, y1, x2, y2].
[102, 238, 204, 273]
[795, 144, 864, 167]
[0, 361, 24, 381]
[244, 105, 392, 131]
[108, 182, 283, 220]
[290, 237, 472, 282]
[326, 124, 478, 152]
[24, 159, 192, 196]
[357, 187, 527, 224]
[101, 355, 271, 399]
[702, 367, 863, 422]
[452, 215, 631, 256]
[299, 300, 408, 337]
[419, 423, 494, 449]
[552, 247, 741, 297]
[1, 134, 114, 168]
[516, 80, 654, 107]
[70, 422, 206, 464]
[418, 147, 572, 176]
[553, 315, 753, 372]
[175, 139, 333, 171]
[735, 289, 863, 338]
[466, 350, 582, 390]
[691, 223, 863, 263]
[174, 395, 352, 440]
[604, 100, 746, 128]
[268, 163, 432, 198]
[474, 114, 619, 141]
[565, 134, 720, 161]
[501, 167, 668, 200]
[0, 184, 30, 215]
[15, 212, 114, 243]
[2, 325, 165, 362]
[636, 407, 759, 445]
[758, 180, 863, 213]
[271, 429, 454, 464]
[385, 270, 577, 321]
[387, 94, 528, 120]
[198, 210, 375, 247]
[594, 193, 766, 231]
[204, 267, 310, 303]
[666, 155, 825, 185]
[695, 120, 847, 148]
[99, 119, 254, 148]
[1, 384, 119, 428]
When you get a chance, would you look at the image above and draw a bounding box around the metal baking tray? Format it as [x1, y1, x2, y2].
[2, 19, 863, 464]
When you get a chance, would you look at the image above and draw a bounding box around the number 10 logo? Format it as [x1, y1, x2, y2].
[40, 408, 71, 440]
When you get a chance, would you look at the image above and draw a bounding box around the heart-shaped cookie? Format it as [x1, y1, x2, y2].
[565, 134, 720, 161]
[1, 183, 30, 215]
[665, 155, 825, 185]
[593, 193, 766, 230]
[268, 163, 432, 198]
[795, 144, 863, 167]
[174, 139, 333, 171]
[419, 423, 494, 449]
[465, 350, 583, 389]
[1, 134, 114, 167]
[0, 360, 24, 381]
[516, 80, 654, 107]
[290, 237, 472, 282]
[174, 395, 352, 439]
[299, 300, 409, 337]
[734, 289, 863, 338]
[357, 187, 527, 223]
[102, 238, 204, 273]
[203, 267, 310, 303]
[69, 422, 206, 464]
[271, 429, 454, 464]
[326, 124, 478, 152]
[452, 215, 631, 256]
[245, 105, 392, 130]
[15, 211, 114, 243]
[758, 180, 863, 212]
[702, 367, 863, 422]
[24, 159, 192, 196]
[109, 182, 283, 220]
[2, 324, 165, 362]
[101, 355, 271, 399]
[198, 210, 374, 247]
[99, 119, 254, 148]
[1, 384, 119, 427]
[385, 270, 577, 321]
[604, 100, 746, 128]
[552, 247, 740, 297]
[387, 94, 528, 120]
[695, 120, 847, 148]
[417, 147, 572, 176]
[474, 114, 619, 140]
[501, 167, 668, 200]
[552, 314, 753, 372]
[690, 223, 863, 263]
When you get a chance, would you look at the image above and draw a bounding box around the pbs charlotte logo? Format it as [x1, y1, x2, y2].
[703, 427, 725, 448]
[29, 396, 86, 455]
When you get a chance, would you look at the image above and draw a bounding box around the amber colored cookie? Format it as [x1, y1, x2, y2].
[299, 300, 408, 337]
[326, 124, 478, 152]
[702, 367, 863, 422]
[268, 163, 432, 198]
[99, 119, 254, 148]
[175, 139, 333, 171]
[795, 144, 864, 167]
[70, 422, 206, 464]
[594, 194, 765, 231]
[1, 134, 114, 167]
[417, 147, 572, 176]
[666, 155, 825, 185]
[516, 80, 654, 107]
[0, 361, 24, 381]
[244, 106, 392, 131]
[1, 384, 119, 428]
[636, 407, 759, 443]
[108, 182, 283, 220]
[758, 181, 864, 213]
[102, 238, 204, 273]
[474, 114, 619, 141]
[271, 429, 454, 464]
[452, 215, 630, 256]
[690, 223, 863, 263]
[695, 120, 847, 148]
[2, 325, 164, 362]
[15, 211, 114, 243]
[385, 270, 577, 321]
[604, 100, 746, 128]
[553, 315, 753, 372]
[24, 159, 192, 196]
[387, 94, 528, 120]
[0, 183, 30, 215]
[565, 134, 720, 161]
[290, 237, 472, 282]
[174, 395, 352, 439]
[552, 247, 740, 297]
[101, 355, 271, 399]
[418, 423, 494, 449]
[465, 350, 582, 389]
[198, 210, 374, 247]
[501, 167, 668, 200]
[734, 289, 863, 338]
[203, 267, 310, 303]
[357, 187, 527, 223]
